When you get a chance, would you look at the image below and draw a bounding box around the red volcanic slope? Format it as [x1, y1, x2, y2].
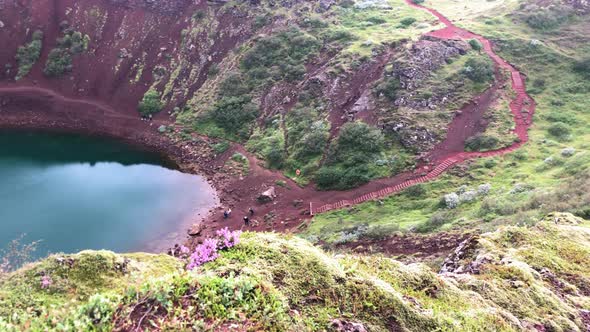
[312, 1, 535, 215]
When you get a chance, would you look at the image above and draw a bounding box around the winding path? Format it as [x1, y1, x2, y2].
[311, 0, 536, 215]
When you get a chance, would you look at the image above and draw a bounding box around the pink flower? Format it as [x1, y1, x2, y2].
[185, 229, 242, 270]
[180, 245, 190, 254]
[41, 275, 52, 289]
[187, 238, 219, 270]
[216, 227, 242, 249]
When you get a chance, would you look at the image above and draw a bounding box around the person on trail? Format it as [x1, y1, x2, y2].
[248, 207, 254, 216]
[227, 208, 232, 217]
[244, 216, 250, 227]
[223, 210, 229, 219]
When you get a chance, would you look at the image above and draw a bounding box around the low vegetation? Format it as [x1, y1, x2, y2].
[15, 30, 43, 80]
[44, 22, 90, 77]
[1, 215, 588, 330]
[138, 89, 164, 117]
[316, 122, 385, 190]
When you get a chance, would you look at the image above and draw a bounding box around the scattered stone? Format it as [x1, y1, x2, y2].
[329, 319, 368, 332]
[0, 20, 4, 28]
[187, 222, 206, 236]
[118, 48, 132, 58]
[257, 186, 276, 203]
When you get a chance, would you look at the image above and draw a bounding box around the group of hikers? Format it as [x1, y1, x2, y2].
[223, 207, 255, 227]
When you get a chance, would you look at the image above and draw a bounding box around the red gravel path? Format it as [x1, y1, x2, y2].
[311, 1, 535, 214]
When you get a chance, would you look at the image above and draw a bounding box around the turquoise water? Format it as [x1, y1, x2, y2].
[0, 131, 216, 257]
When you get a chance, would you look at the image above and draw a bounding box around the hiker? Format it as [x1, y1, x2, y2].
[248, 207, 254, 216]
[243, 216, 250, 227]
[227, 208, 232, 217]
[223, 210, 229, 219]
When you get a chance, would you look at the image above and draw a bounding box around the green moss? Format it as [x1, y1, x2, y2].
[1, 217, 589, 330]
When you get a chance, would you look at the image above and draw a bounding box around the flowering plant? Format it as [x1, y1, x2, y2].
[216, 227, 242, 250]
[186, 228, 242, 270]
[41, 275, 53, 289]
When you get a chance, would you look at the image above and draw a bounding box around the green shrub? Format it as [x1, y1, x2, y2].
[573, 57, 590, 77]
[329, 121, 385, 163]
[323, 29, 356, 43]
[253, 14, 271, 30]
[523, 5, 572, 31]
[547, 122, 571, 140]
[415, 210, 454, 233]
[468, 39, 482, 51]
[44, 48, 72, 77]
[286, 108, 329, 163]
[15, 30, 43, 80]
[403, 183, 427, 197]
[398, 17, 417, 28]
[375, 77, 400, 102]
[211, 141, 231, 154]
[138, 90, 164, 116]
[211, 96, 258, 137]
[43, 29, 88, 77]
[316, 122, 385, 189]
[465, 135, 499, 151]
[241, 28, 320, 84]
[265, 139, 286, 169]
[219, 72, 250, 98]
[462, 57, 494, 83]
[192, 10, 206, 21]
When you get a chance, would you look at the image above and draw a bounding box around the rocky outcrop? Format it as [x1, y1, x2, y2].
[329, 319, 368, 332]
[258, 186, 276, 203]
[439, 235, 481, 274]
[393, 37, 470, 91]
[382, 120, 439, 152]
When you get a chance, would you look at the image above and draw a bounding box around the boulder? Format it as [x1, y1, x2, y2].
[187, 222, 206, 236]
[257, 187, 276, 203]
[329, 319, 368, 332]
[0, 20, 4, 29]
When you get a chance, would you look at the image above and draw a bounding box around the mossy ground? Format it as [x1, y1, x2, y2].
[1, 214, 588, 331]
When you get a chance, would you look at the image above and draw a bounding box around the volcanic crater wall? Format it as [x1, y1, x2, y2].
[0, 0, 255, 116]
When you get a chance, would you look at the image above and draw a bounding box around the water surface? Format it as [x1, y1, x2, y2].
[0, 131, 216, 258]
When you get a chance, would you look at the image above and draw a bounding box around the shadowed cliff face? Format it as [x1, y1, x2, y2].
[0, 0, 256, 116]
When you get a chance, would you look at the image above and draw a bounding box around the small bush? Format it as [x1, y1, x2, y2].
[211, 141, 230, 155]
[211, 96, 258, 137]
[375, 77, 400, 102]
[15, 30, 43, 80]
[523, 5, 572, 31]
[465, 135, 499, 151]
[462, 57, 494, 83]
[468, 39, 482, 51]
[138, 90, 164, 116]
[573, 57, 590, 78]
[44, 48, 72, 77]
[444, 193, 460, 209]
[403, 184, 427, 197]
[547, 122, 571, 140]
[399, 17, 417, 28]
[477, 183, 492, 196]
[192, 10, 206, 21]
[415, 211, 454, 233]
